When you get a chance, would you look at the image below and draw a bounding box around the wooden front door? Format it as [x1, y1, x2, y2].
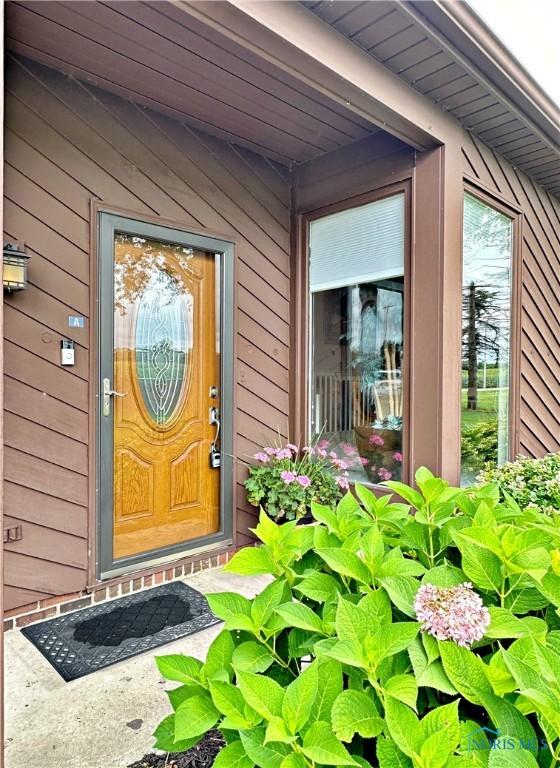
[110, 231, 220, 561]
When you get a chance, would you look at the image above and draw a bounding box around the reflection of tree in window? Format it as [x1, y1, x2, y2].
[461, 193, 513, 484]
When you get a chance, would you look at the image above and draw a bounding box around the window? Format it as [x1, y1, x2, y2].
[309, 193, 405, 485]
[461, 192, 514, 485]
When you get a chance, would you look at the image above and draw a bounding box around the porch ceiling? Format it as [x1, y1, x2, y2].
[5, 0, 380, 166]
[303, 1, 560, 198]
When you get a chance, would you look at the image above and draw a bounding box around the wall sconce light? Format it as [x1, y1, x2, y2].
[3, 243, 31, 292]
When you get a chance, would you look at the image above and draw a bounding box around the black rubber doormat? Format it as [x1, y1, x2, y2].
[22, 582, 220, 682]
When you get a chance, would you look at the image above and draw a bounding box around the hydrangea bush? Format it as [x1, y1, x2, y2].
[478, 452, 560, 514]
[244, 443, 345, 521]
[155, 467, 560, 768]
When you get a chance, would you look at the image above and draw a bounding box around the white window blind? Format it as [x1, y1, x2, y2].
[309, 193, 404, 292]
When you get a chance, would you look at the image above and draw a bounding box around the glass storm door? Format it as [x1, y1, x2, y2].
[98, 215, 234, 576]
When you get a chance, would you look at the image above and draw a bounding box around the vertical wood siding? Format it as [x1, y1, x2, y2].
[462, 132, 560, 458]
[3, 56, 290, 609]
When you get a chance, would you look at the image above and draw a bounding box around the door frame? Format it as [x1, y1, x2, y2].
[96, 212, 235, 580]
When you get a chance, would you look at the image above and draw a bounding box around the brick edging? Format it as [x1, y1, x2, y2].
[4, 548, 239, 631]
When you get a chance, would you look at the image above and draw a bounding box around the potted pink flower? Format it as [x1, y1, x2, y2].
[244, 442, 345, 522]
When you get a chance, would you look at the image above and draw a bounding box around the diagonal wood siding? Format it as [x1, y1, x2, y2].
[462, 132, 560, 458]
[3, 56, 291, 610]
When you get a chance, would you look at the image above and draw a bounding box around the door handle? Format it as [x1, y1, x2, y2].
[102, 378, 127, 416]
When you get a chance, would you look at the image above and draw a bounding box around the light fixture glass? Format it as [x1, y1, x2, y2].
[3, 244, 30, 291]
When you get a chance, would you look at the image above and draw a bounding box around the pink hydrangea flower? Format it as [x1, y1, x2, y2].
[414, 582, 490, 648]
[286, 443, 299, 452]
[318, 439, 330, 450]
[369, 434, 385, 447]
[254, 452, 269, 463]
[329, 451, 338, 459]
[302, 446, 313, 454]
[264, 447, 276, 455]
[341, 442, 357, 456]
[317, 448, 327, 458]
[275, 448, 292, 460]
[359, 457, 369, 466]
[280, 470, 296, 484]
[378, 467, 393, 481]
[296, 475, 311, 487]
[393, 451, 403, 462]
[335, 475, 349, 490]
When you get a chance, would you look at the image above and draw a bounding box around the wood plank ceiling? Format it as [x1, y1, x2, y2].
[304, 1, 560, 198]
[4, 0, 378, 166]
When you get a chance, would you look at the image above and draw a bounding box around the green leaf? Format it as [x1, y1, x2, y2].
[417, 660, 458, 695]
[264, 717, 297, 745]
[204, 630, 235, 682]
[252, 580, 288, 627]
[504, 587, 548, 614]
[336, 597, 369, 644]
[332, 689, 383, 742]
[359, 589, 392, 626]
[152, 714, 200, 753]
[316, 548, 371, 584]
[155, 654, 203, 685]
[380, 556, 427, 578]
[309, 657, 343, 723]
[301, 721, 359, 765]
[488, 749, 539, 768]
[385, 674, 418, 710]
[383, 481, 424, 509]
[485, 608, 546, 640]
[361, 525, 385, 573]
[384, 698, 423, 759]
[174, 693, 220, 739]
[251, 509, 282, 544]
[421, 700, 460, 749]
[232, 641, 274, 674]
[224, 545, 277, 575]
[376, 737, 413, 768]
[324, 639, 366, 669]
[439, 641, 492, 704]
[534, 571, 560, 607]
[367, 622, 420, 664]
[240, 727, 289, 768]
[311, 502, 340, 533]
[454, 528, 503, 557]
[282, 660, 318, 733]
[478, 691, 538, 753]
[295, 572, 341, 603]
[236, 671, 285, 721]
[212, 740, 254, 768]
[206, 592, 254, 631]
[380, 577, 419, 617]
[273, 602, 324, 633]
[167, 684, 197, 711]
[460, 547, 503, 593]
[422, 564, 466, 587]
[209, 680, 258, 728]
[420, 731, 453, 768]
[280, 755, 307, 768]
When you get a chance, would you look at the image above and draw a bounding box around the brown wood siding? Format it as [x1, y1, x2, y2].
[3, 56, 291, 610]
[462, 132, 560, 458]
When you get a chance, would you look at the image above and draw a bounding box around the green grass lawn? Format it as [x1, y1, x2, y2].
[461, 387, 507, 428]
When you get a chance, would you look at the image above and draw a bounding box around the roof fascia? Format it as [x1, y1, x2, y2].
[176, 0, 462, 149]
[403, 1, 560, 152]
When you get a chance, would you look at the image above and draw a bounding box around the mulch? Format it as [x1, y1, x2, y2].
[127, 731, 225, 768]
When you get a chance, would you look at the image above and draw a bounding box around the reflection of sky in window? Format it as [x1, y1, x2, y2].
[135, 271, 193, 353]
[463, 195, 512, 363]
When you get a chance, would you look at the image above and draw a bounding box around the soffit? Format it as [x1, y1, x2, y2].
[5, 0, 381, 166]
[303, 1, 560, 197]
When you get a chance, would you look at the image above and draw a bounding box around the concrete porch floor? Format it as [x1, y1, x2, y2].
[5, 569, 268, 768]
